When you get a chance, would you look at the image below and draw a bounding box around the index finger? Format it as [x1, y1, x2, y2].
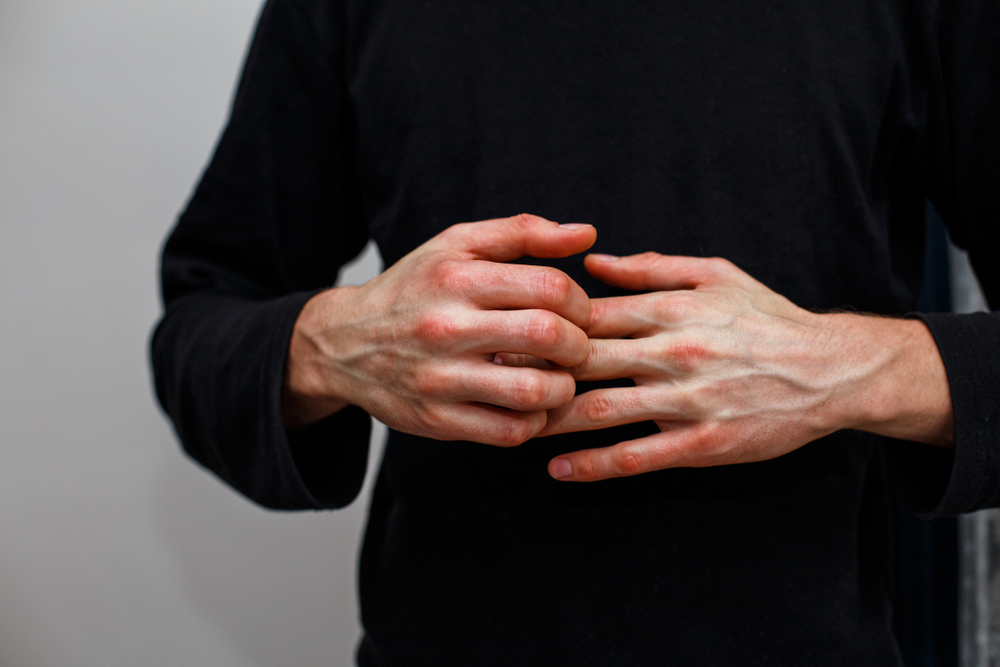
[435, 214, 597, 262]
[460, 261, 591, 328]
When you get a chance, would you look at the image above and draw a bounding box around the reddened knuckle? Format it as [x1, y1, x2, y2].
[526, 311, 562, 348]
[496, 418, 533, 447]
[576, 454, 599, 480]
[584, 394, 615, 424]
[668, 340, 707, 371]
[432, 260, 466, 291]
[513, 373, 547, 409]
[534, 270, 572, 306]
[615, 449, 644, 476]
[415, 312, 460, 344]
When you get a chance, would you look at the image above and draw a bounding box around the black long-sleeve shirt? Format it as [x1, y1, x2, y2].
[152, 0, 1000, 664]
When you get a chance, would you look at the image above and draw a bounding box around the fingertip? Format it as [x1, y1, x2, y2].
[565, 224, 599, 254]
[583, 253, 621, 280]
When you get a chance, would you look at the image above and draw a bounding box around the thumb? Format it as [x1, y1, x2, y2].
[584, 253, 741, 291]
[435, 214, 597, 262]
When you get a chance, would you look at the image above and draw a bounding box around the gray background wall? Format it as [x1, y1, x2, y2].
[0, 1, 384, 665]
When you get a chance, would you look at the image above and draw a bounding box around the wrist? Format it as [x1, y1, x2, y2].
[818, 313, 954, 447]
[282, 287, 358, 431]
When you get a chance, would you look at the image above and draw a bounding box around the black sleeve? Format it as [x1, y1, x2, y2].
[151, 0, 373, 510]
[894, 0, 1000, 517]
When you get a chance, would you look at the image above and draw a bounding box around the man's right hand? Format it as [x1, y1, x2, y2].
[282, 214, 596, 446]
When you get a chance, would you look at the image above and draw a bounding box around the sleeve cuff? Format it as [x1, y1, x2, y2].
[266, 291, 371, 510]
[893, 312, 1000, 517]
[156, 289, 373, 511]
[286, 406, 372, 509]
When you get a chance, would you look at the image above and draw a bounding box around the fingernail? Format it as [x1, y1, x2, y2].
[589, 253, 619, 262]
[558, 223, 592, 231]
[551, 458, 573, 480]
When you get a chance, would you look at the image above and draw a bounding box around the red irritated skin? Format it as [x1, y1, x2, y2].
[282, 214, 596, 447]
[539, 251, 955, 482]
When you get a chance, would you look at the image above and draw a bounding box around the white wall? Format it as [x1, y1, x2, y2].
[0, 1, 384, 665]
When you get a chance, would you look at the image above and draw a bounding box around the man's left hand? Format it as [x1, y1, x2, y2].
[540, 252, 954, 482]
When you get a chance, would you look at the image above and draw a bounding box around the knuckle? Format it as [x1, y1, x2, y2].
[584, 394, 615, 424]
[414, 367, 452, 397]
[511, 373, 547, 409]
[495, 417, 534, 447]
[510, 212, 535, 227]
[431, 260, 467, 291]
[441, 222, 470, 241]
[533, 270, 572, 307]
[667, 340, 707, 372]
[525, 311, 562, 348]
[418, 404, 448, 435]
[415, 312, 460, 345]
[614, 448, 644, 476]
[576, 453, 600, 480]
[693, 423, 728, 456]
[707, 257, 736, 276]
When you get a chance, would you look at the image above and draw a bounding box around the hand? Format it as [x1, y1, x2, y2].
[282, 214, 596, 446]
[540, 252, 954, 481]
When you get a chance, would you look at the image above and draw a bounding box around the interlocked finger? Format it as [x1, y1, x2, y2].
[457, 261, 591, 327]
[423, 362, 576, 411]
[449, 309, 590, 367]
[436, 214, 597, 263]
[430, 402, 548, 448]
[540, 387, 679, 437]
[570, 339, 663, 381]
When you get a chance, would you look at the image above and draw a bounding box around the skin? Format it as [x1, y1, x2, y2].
[283, 214, 596, 446]
[283, 217, 955, 480]
[540, 252, 954, 481]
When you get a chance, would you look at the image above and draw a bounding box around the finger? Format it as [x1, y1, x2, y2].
[493, 353, 552, 370]
[422, 361, 576, 411]
[585, 253, 742, 291]
[459, 261, 591, 328]
[429, 402, 548, 447]
[426, 308, 590, 367]
[436, 214, 597, 262]
[548, 429, 700, 481]
[586, 290, 714, 339]
[538, 387, 672, 437]
[570, 339, 658, 382]
[585, 294, 662, 338]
